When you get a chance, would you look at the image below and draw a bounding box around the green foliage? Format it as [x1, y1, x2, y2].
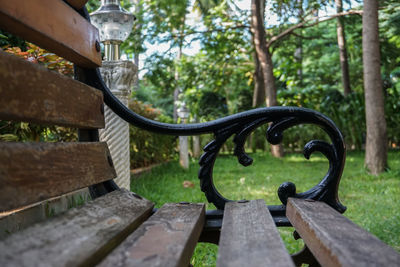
[276, 82, 400, 150]
[320, 91, 366, 149]
[0, 30, 26, 49]
[88, 0, 400, 154]
[191, 243, 218, 267]
[385, 86, 400, 146]
[0, 121, 77, 142]
[197, 91, 229, 120]
[85, 0, 100, 13]
[271, 0, 331, 25]
[0, 42, 76, 142]
[0, 121, 43, 142]
[277, 86, 365, 150]
[129, 99, 177, 168]
[271, 9, 400, 150]
[142, 49, 252, 120]
[3, 43, 73, 76]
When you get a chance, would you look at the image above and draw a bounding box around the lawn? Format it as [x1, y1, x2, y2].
[131, 150, 400, 266]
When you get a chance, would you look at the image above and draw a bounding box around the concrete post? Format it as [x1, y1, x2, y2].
[179, 135, 189, 169]
[99, 61, 137, 190]
[177, 105, 190, 169]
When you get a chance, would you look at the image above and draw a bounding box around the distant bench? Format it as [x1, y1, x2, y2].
[0, 0, 399, 266]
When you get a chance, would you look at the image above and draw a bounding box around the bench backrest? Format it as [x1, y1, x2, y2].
[0, 0, 117, 213]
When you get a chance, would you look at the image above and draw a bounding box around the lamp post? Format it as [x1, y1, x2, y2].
[177, 104, 190, 169]
[90, 0, 135, 61]
[90, 1, 137, 190]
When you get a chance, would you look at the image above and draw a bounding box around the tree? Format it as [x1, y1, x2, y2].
[362, 0, 387, 174]
[335, 0, 351, 96]
[251, 0, 284, 157]
[294, 0, 304, 85]
[252, 52, 266, 107]
[251, 0, 266, 108]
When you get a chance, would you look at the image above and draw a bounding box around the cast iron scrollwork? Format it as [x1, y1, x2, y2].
[78, 4, 346, 215]
[198, 109, 346, 212]
[79, 62, 347, 214]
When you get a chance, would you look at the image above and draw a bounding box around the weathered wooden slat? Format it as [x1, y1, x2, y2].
[0, 142, 116, 212]
[0, 51, 104, 128]
[287, 198, 400, 267]
[0, 0, 101, 68]
[65, 0, 89, 9]
[0, 189, 154, 267]
[217, 200, 294, 267]
[99, 203, 205, 267]
[0, 188, 90, 240]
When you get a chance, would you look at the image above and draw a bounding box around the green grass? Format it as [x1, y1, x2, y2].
[131, 150, 400, 266]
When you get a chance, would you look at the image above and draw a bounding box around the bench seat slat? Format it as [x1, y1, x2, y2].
[286, 198, 400, 267]
[0, 51, 104, 128]
[0, 189, 154, 267]
[99, 203, 205, 267]
[217, 200, 294, 267]
[0, 0, 101, 68]
[0, 142, 116, 212]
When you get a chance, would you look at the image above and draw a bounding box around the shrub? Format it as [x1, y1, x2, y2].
[277, 87, 399, 151]
[129, 99, 177, 168]
[0, 41, 76, 142]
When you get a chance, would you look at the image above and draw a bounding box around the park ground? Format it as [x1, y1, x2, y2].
[131, 150, 400, 266]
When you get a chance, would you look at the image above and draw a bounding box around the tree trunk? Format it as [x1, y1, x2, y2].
[173, 17, 185, 123]
[251, 0, 283, 157]
[264, 49, 278, 107]
[173, 88, 179, 122]
[251, 51, 265, 153]
[335, 0, 351, 96]
[252, 51, 266, 107]
[251, 0, 265, 108]
[250, 3, 266, 153]
[363, 0, 387, 175]
[294, 0, 303, 84]
[175, 15, 189, 169]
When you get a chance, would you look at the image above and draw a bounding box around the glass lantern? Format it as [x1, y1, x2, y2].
[90, 0, 135, 60]
[177, 105, 190, 121]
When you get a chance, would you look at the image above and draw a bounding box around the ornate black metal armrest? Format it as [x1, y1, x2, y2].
[78, 65, 346, 214]
[76, 7, 346, 223]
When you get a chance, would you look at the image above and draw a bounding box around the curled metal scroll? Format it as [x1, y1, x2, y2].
[78, 6, 346, 213]
[198, 111, 346, 212]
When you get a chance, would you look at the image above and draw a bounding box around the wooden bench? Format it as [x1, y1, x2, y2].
[0, 1, 399, 266]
